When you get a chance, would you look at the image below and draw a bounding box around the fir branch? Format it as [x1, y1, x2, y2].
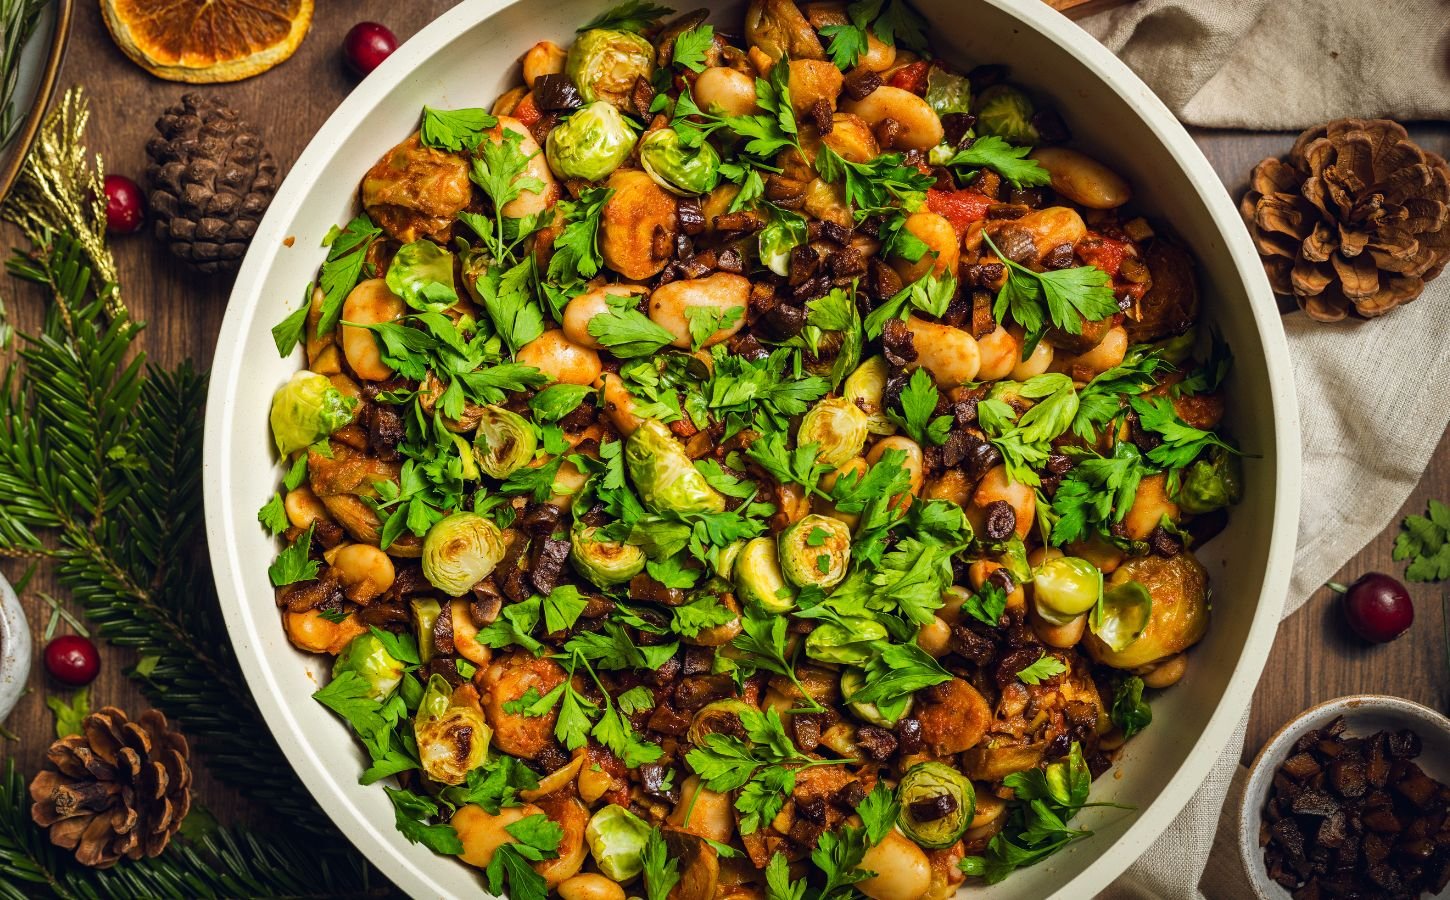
[0, 760, 390, 900]
[0, 234, 333, 833]
[1, 87, 121, 319]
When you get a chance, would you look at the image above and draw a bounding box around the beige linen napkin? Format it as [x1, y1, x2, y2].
[1073, 1, 1450, 897]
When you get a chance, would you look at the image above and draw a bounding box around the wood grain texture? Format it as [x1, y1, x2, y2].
[0, 0, 1444, 852]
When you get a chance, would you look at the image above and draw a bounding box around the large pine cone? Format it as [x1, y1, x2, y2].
[29, 707, 192, 868]
[144, 93, 278, 275]
[1241, 118, 1450, 322]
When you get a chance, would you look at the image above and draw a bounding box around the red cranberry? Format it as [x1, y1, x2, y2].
[344, 22, 398, 77]
[1339, 573, 1414, 643]
[103, 174, 145, 234]
[43, 635, 100, 686]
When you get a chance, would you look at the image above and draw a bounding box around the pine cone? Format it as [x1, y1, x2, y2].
[1241, 118, 1450, 321]
[144, 93, 278, 275]
[29, 707, 192, 868]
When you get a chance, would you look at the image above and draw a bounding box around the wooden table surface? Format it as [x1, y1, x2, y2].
[0, 0, 1445, 866]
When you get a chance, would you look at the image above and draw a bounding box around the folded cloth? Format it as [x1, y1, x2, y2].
[1075, 2, 1450, 897]
[1080, 0, 1450, 129]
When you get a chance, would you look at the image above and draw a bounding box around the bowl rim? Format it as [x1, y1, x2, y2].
[203, 0, 1303, 896]
[1236, 694, 1450, 899]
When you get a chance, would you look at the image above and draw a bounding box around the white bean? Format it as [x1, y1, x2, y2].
[1007, 326, 1054, 380]
[969, 465, 1035, 540]
[1054, 325, 1128, 380]
[788, 59, 843, 117]
[453, 803, 544, 868]
[668, 775, 734, 843]
[516, 330, 602, 385]
[558, 874, 626, 900]
[974, 326, 1019, 382]
[562, 284, 647, 349]
[521, 41, 567, 88]
[331, 544, 396, 604]
[842, 86, 943, 150]
[648, 272, 751, 349]
[858, 829, 932, 900]
[1030, 146, 1132, 209]
[490, 117, 557, 218]
[903, 316, 980, 387]
[595, 373, 643, 436]
[890, 211, 958, 284]
[341, 279, 405, 381]
[694, 66, 761, 116]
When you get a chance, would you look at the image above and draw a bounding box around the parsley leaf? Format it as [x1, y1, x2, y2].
[684, 304, 744, 352]
[1071, 348, 1169, 442]
[1394, 499, 1450, 583]
[257, 493, 288, 536]
[863, 270, 956, 338]
[268, 523, 319, 586]
[541, 585, 589, 633]
[982, 231, 1119, 355]
[1111, 675, 1152, 739]
[1129, 395, 1238, 470]
[271, 285, 311, 356]
[386, 787, 462, 855]
[946, 135, 1052, 189]
[1016, 652, 1068, 685]
[671, 594, 738, 637]
[1047, 442, 1149, 546]
[642, 828, 681, 900]
[887, 368, 952, 447]
[671, 24, 714, 72]
[815, 145, 934, 217]
[745, 430, 830, 491]
[820, 0, 928, 69]
[964, 582, 1008, 627]
[473, 259, 545, 356]
[316, 214, 383, 336]
[548, 186, 612, 291]
[579, 0, 674, 33]
[588, 302, 678, 358]
[440, 754, 540, 814]
[530, 383, 592, 422]
[420, 106, 497, 152]
[765, 853, 806, 900]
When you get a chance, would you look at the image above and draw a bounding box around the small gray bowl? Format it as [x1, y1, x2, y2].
[0, 571, 32, 721]
[1238, 695, 1450, 899]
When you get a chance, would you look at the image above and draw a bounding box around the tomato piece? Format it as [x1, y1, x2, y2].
[889, 61, 930, 96]
[927, 189, 993, 236]
[1076, 232, 1128, 278]
[513, 92, 542, 128]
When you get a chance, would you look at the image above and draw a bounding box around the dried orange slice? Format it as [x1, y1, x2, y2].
[100, 0, 314, 83]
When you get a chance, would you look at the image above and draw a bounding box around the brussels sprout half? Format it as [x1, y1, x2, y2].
[897, 761, 976, 849]
[570, 524, 647, 587]
[414, 674, 492, 785]
[758, 208, 808, 278]
[843, 356, 898, 436]
[332, 631, 405, 702]
[974, 84, 1039, 146]
[473, 405, 538, 479]
[385, 239, 459, 312]
[840, 668, 912, 727]
[422, 512, 507, 596]
[1091, 579, 1153, 653]
[545, 101, 637, 181]
[804, 616, 887, 666]
[925, 67, 972, 117]
[567, 29, 655, 110]
[269, 371, 356, 456]
[1033, 556, 1103, 622]
[585, 803, 652, 881]
[734, 536, 796, 613]
[778, 515, 851, 590]
[798, 397, 870, 470]
[625, 419, 726, 515]
[687, 699, 756, 745]
[638, 127, 721, 196]
[412, 598, 442, 664]
[1176, 446, 1242, 515]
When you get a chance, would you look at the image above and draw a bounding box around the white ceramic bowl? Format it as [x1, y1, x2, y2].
[1238, 695, 1450, 899]
[204, 1, 1302, 896]
[0, 571, 31, 721]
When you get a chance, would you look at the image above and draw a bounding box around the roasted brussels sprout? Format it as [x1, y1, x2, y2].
[625, 419, 726, 514]
[638, 127, 721, 196]
[843, 356, 897, 435]
[269, 371, 356, 456]
[804, 616, 887, 665]
[384, 239, 458, 311]
[758, 208, 807, 277]
[840, 668, 912, 727]
[733, 536, 796, 613]
[974, 84, 1039, 146]
[422, 511, 507, 596]
[797, 397, 870, 468]
[414, 674, 492, 785]
[897, 761, 976, 849]
[1176, 446, 1242, 515]
[473, 405, 538, 479]
[570, 524, 647, 587]
[1085, 552, 1208, 668]
[687, 699, 755, 745]
[778, 515, 851, 590]
[584, 804, 652, 881]
[332, 631, 405, 702]
[1033, 556, 1102, 621]
[545, 101, 637, 181]
[567, 29, 655, 110]
[412, 598, 442, 664]
[925, 67, 972, 117]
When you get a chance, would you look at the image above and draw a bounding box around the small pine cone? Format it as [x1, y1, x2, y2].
[1241, 118, 1450, 322]
[144, 93, 278, 275]
[29, 707, 192, 868]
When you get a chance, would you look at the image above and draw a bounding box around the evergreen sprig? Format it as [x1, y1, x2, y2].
[0, 760, 382, 899]
[0, 233, 337, 837]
